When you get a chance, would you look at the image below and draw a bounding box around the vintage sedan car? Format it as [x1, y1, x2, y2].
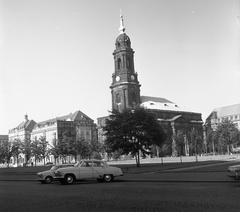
[54, 159, 123, 185]
[227, 164, 240, 180]
[37, 164, 74, 184]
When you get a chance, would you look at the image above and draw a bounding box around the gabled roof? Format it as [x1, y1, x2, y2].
[10, 119, 36, 132]
[35, 110, 93, 128]
[207, 104, 240, 119]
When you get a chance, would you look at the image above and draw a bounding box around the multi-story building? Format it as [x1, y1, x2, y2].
[31, 110, 97, 144]
[205, 104, 240, 131]
[7, 111, 97, 165]
[31, 110, 97, 163]
[8, 114, 36, 142]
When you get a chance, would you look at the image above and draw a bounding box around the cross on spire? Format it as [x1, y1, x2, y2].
[119, 9, 125, 34]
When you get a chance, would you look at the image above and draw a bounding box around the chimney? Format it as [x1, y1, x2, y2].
[24, 114, 29, 122]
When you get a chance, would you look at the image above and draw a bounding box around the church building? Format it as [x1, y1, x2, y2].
[98, 14, 204, 157]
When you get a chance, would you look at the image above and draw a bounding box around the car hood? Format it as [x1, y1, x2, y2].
[37, 170, 53, 175]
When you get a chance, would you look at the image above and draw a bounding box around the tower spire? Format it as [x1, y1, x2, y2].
[119, 9, 125, 34]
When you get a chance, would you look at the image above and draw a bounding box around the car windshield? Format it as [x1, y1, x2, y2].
[50, 165, 58, 171]
[74, 161, 83, 167]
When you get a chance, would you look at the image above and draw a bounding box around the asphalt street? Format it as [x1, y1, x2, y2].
[1, 158, 240, 212]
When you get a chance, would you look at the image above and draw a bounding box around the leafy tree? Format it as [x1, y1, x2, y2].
[21, 139, 32, 163]
[48, 137, 61, 164]
[31, 139, 41, 166]
[174, 130, 185, 163]
[89, 141, 104, 160]
[0, 140, 14, 168]
[38, 136, 49, 165]
[206, 128, 218, 155]
[216, 119, 239, 154]
[189, 128, 202, 162]
[104, 107, 166, 167]
[11, 139, 22, 166]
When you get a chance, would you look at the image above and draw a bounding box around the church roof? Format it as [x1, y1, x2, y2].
[140, 95, 197, 113]
[141, 96, 174, 104]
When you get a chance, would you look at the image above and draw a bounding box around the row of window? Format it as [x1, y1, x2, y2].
[217, 115, 240, 122]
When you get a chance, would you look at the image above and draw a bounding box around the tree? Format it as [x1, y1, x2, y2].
[104, 107, 166, 167]
[48, 137, 61, 164]
[31, 139, 41, 166]
[38, 136, 49, 165]
[11, 139, 22, 166]
[0, 140, 15, 168]
[174, 130, 185, 163]
[216, 119, 239, 154]
[206, 128, 218, 155]
[189, 128, 202, 162]
[21, 139, 32, 164]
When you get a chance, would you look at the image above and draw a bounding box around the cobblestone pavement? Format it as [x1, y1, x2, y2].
[1, 179, 240, 212]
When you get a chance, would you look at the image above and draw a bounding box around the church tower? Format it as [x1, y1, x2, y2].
[110, 13, 141, 111]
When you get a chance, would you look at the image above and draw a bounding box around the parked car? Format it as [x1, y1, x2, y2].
[45, 162, 54, 166]
[54, 159, 123, 185]
[227, 164, 240, 180]
[37, 164, 74, 184]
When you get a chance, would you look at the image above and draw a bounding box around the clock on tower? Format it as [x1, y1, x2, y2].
[110, 12, 141, 112]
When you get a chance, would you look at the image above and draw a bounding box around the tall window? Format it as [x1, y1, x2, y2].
[117, 58, 121, 69]
[116, 93, 121, 104]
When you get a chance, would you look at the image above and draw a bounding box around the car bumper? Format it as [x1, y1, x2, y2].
[227, 172, 240, 180]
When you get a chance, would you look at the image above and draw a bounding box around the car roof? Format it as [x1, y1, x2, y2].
[81, 159, 104, 162]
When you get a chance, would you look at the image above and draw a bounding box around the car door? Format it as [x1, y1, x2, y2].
[79, 161, 94, 179]
[92, 161, 106, 178]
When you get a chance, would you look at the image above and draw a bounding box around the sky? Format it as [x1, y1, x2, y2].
[0, 0, 239, 134]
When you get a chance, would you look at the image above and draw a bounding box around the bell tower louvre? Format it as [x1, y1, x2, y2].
[110, 13, 141, 112]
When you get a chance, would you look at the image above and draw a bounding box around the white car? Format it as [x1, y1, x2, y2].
[37, 164, 74, 184]
[227, 164, 240, 180]
[54, 159, 123, 185]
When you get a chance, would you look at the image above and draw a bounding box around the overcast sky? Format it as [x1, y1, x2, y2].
[0, 0, 239, 134]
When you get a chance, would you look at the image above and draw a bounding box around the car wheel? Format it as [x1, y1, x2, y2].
[103, 174, 113, 182]
[65, 174, 75, 185]
[45, 176, 53, 184]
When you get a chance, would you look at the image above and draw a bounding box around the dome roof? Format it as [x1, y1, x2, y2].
[115, 33, 131, 44]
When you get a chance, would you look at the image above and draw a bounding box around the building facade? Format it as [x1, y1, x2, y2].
[205, 104, 240, 131]
[141, 96, 203, 156]
[7, 111, 97, 165]
[8, 114, 36, 142]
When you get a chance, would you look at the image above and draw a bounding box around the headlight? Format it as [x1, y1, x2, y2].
[37, 173, 43, 177]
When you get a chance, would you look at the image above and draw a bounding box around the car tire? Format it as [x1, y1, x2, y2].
[65, 174, 75, 185]
[103, 174, 113, 182]
[45, 176, 53, 184]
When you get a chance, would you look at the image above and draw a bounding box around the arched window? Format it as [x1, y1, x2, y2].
[127, 58, 130, 68]
[117, 58, 121, 69]
[116, 93, 121, 104]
